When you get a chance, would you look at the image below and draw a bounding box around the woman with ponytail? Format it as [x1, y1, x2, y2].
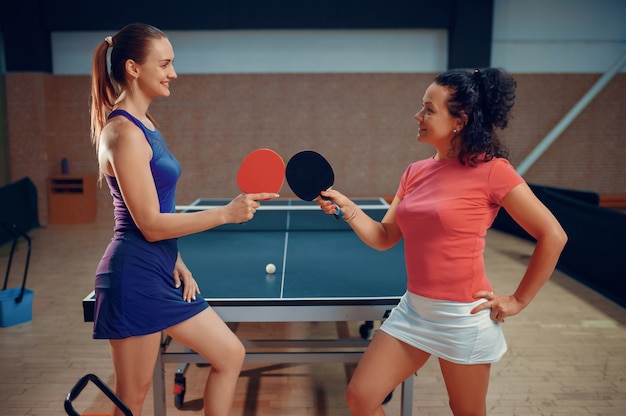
[318, 68, 567, 415]
[90, 23, 278, 416]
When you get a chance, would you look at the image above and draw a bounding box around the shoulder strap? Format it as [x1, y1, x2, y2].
[108, 109, 145, 131]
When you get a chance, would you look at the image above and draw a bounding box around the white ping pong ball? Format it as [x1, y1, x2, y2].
[265, 263, 276, 275]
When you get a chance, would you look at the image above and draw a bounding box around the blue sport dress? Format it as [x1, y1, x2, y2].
[93, 109, 208, 339]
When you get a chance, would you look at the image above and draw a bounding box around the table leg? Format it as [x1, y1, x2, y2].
[153, 333, 168, 416]
[400, 374, 414, 416]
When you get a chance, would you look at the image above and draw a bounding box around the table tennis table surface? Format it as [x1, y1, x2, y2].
[83, 198, 407, 323]
[81, 198, 414, 416]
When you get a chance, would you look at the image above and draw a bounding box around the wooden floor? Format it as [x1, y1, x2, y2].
[1, 218, 625, 415]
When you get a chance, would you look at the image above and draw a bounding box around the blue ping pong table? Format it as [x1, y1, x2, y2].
[83, 198, 412, 415]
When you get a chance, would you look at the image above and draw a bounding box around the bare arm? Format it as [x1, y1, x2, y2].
[173, 252, 200, 302]
[99, 118, 278, 242]
[318, 189, 403, 251]
[472, 182, 568, 321]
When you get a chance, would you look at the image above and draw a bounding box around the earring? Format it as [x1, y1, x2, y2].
[453, 129, 457, 134]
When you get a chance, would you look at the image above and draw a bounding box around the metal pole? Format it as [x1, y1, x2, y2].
[516, 48, 626, 176]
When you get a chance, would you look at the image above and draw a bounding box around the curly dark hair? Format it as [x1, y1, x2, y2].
[434, 68, 516, 166]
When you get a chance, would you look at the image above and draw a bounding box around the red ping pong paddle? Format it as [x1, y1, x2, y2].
[285, 150, 344, 218]
[237, 148, 285, 194]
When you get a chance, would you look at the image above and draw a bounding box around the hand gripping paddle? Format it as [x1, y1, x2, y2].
[285, 150, 344, 218]
[236, 148, 285, 194]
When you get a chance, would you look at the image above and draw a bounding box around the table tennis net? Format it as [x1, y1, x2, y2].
[180, 199, 388, 232]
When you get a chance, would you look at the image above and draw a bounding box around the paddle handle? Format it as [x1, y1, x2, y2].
[322, 196, 344, 219]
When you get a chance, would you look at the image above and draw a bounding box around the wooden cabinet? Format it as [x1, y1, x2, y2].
[48, 175, 97, 224]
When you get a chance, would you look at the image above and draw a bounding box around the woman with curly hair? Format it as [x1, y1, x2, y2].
[318, 68, 567, 416]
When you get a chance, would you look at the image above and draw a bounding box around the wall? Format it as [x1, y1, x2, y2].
[492, 0, 626, 73]
[5, 72, 625, 224]
[52, 30, 449, 75]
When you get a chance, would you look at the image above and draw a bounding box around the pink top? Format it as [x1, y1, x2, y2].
[395, 157, 525, 302]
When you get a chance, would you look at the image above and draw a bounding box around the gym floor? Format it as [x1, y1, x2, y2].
[0, 219, 625, 415]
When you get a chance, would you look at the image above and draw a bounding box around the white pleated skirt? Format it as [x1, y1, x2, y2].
[380, 291, 507, 364]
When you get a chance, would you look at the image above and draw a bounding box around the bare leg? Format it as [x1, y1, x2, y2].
[346, 331, 431, 416]
[109, 332, 162, 416]
[165, 308, 245, 416]
[439, 358, 491, 416]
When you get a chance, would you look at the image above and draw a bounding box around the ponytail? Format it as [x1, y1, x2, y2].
[90, 39, 117, 151]
[472, 68, 516, 131]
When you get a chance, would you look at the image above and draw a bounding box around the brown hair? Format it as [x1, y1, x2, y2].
[89, 23, 167, 151]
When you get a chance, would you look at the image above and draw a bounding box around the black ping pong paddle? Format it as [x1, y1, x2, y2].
[285, 150, 344, 218]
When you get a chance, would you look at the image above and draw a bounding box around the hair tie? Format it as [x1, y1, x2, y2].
[104, 36, 113, 47]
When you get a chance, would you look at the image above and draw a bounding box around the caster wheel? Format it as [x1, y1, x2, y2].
[359, 321, 374, 339]
[173, 373, 186, 409]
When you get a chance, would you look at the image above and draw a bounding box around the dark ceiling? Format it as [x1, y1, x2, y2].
[0, 0, 493, 72]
